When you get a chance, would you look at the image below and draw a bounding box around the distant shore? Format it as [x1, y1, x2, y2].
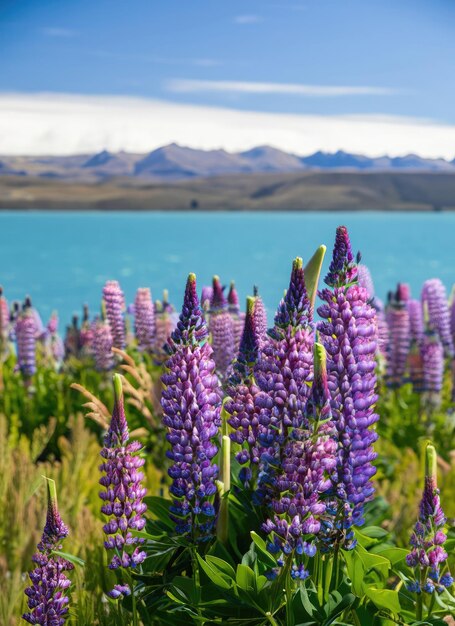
[1, 171, 455, 211]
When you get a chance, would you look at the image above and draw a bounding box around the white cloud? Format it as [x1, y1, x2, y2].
[234, 15, 263, 24]
[0, 92, 454, 160]
[42, 27, 76, 38]
[166, 79, 397, 97]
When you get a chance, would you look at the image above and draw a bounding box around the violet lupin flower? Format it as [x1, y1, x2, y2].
[385, 286, 411, 388]
[317, 226, 378, 529]
[15, 306, 37, 377]
[92, 318, 114, 371]
[23, 478, 73, 625]
[209, 275, 235, 378]
[154, 291, 178, 361]
[103, 280, 126, 350]
[262, 343, 337, 575]
[254, 258, 314, 504]
[408, 299, 424, 345]
[253, 286, 268, 347]
[406, 444, 453, 596]
[0, 286, 9, 354]
[228, 281, 246, 354]
[225, 296, 262, 484]
[161, 273, 222, 540]
[134, 287, 156, 352]
[357, 264, 375, 299]
[421, 329, 444, 410]
[99, 374, 147, 598]
[422, 278, 454, 358]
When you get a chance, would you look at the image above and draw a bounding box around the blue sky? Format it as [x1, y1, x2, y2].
[1, 0, 455, 156]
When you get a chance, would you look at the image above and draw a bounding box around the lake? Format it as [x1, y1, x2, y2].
[0, 211, 454, 325]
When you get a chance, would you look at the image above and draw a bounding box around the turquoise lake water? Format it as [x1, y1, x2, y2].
[0, 211, 454, 324]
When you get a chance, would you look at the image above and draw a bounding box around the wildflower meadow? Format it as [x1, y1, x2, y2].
[1, 226, 454, 626]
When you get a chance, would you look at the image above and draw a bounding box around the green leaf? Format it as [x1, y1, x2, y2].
[196, 554, 232, 589]
[323, 593, 356, 626]
[205, 555, 236, 580]
[370, 545, 408, 566]
[51, 550, 85, 568]
[236, 564, 256, 591]
[304, 245, 326, 313]
[364, 587, 401, 615]
[250, 531, 277, 568]
[144, 496, 174, 531]
[343, 545, 390, 595]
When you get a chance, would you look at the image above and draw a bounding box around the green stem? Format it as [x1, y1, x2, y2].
[351, 609, 362, 626]
[264, 612, 280, 626]
[323, 554, 334, 603]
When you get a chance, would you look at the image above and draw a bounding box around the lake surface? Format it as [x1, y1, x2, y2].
[0, 211, 454, 325]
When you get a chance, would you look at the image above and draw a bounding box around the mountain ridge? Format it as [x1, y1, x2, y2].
[1, 143, 454, 182]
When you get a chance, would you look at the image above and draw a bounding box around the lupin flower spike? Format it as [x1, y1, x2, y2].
[134, 287, 156, 351]
[324, 225, 358, 288]
[421, 278, 454, 358]
[15, 306, 37, 377]
[253, 286, 268, 346]
[226, 297, 263, 481]
[385, 286, 411, 388]
[92, 318, 114, 371]
[23, 478, 73, 625]
[99, 374, 147, 598]
[406, 444, 453, 597]
[161, 273, 222, 540]
[102, 280, 126, 350]
[209, 275, 235, 377]
[318, 226, 378, 531]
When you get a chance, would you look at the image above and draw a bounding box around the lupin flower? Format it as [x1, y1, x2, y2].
[385, 286, 411, 388]
[253, 287, 268, 347]
[92, 318, 114, 371]
[406, 444, 453, 596]
[15, 306, 37, 377]
[421, 329, 444, 410]
[228, 281, 245, 354]
[225, 297, 263, 483]
[99, 374, 147, 598]
[209, 275, 235, 378]
[79, 305, 94, 355]
[318, 226, 378, 530]
[103, 280, 126, 350]
[0, 286, 9, 354]
[357, 264, 375, 299]
[134, 287, 156, 351]
[161, 273, 222, 540]
[422, 278, 454, 358]
[154, 291, 178, 361]
[23, 478, 73, 625]
[262, 343, 337, 575]
[254, 258, 315, 506]
[408, 299, 424, 346]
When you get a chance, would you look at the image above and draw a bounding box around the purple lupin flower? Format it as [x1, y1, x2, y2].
[161, 273, 222, 540]
[408, 299, 424, 346]
[261, 343, 337, 577]
[254, 258, 314, 505]
[228, 281, 246, 354]
[318, 226, 378, 529]
[134, 287, 156, 352]
[209, 275, 235, 378]
[357, 264, 375, 299]
[253, 286, 268, 347]
[422, 278, 454, 358]
[0, 286, 9, 354]
[373, 298, 389, 358]
[99, 374, 147, 598]
[154, 291, 178, 361]
[406, 444, 453, 596]
[103, 280, 126, 350]
[225, 296, 262, 484]
[15, 306, 37, 377]
[407, 299, 425, 392]
[92, 318, 114, 371]
[385, 286, 411, 388]
[23, 478, 73, 625]
[421, 329, 444, 410]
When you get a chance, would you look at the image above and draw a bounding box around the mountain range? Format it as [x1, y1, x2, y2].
[1, 143, 455, 182]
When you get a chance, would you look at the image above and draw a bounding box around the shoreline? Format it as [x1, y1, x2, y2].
[1, 171, 454, 212]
